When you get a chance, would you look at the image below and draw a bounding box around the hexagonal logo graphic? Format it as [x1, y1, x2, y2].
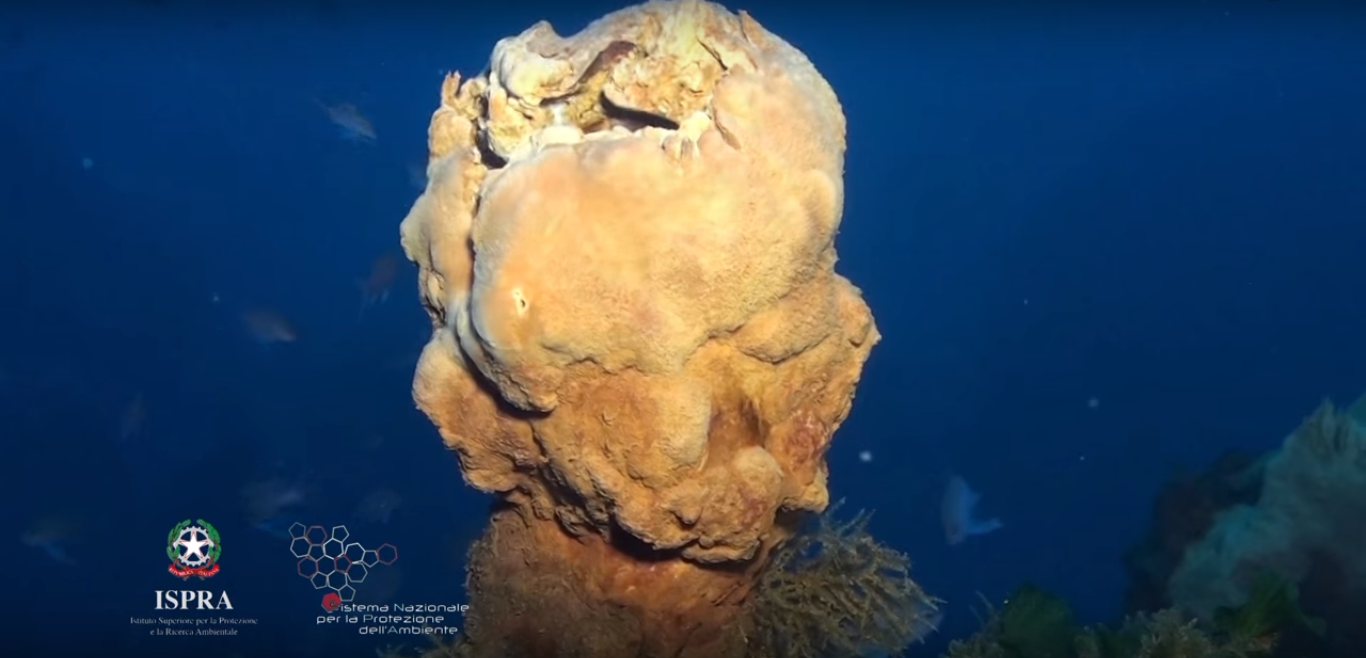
[288, 523, 397, 611]
[167, 519, 222, 580]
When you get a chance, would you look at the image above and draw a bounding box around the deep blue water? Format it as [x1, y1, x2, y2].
[2, 1, 1363, 656]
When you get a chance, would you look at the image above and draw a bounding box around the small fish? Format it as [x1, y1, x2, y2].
[119, 391, 146, 442]
[382, 348, 422, 371]
[941, 475, 1002, 546]
[241, 307, 297, 345]
[241, 474, 309, 529]
[406, 161, 427, 191]
[354, 489, 401, 524]
[21, 515, 81, 565]
[357, 253, 401, 318]
[352, 564, 404, 604]
[314, 98, 376, 144]
[384, 331, 430, 370]
[22, 534, 76, 564]
[251, 516, 297, 540]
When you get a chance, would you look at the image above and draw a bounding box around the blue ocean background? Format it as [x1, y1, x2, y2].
[2, 1, 1363, 656]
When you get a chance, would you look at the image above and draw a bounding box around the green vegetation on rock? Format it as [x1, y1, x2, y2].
[947, 572, 1318, 658]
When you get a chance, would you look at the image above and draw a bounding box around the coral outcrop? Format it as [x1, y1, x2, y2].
[398, 1, 877, 656]
[1124, 393, 1366, 657]
[1121, 450, 1264, 613]
[1167, 396, 1366, 619]
[945, 577, 1313, 658]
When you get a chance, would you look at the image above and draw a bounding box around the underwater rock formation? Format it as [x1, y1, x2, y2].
[1121, 449, 1263, 613]
[398, 1, 876, 656]
[944, 578, 1309, 658]
[1167, 396, 1366, 618]
[1125, 393, 1366, 657]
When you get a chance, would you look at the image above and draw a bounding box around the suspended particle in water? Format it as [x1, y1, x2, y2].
[81, 157, 93, 170]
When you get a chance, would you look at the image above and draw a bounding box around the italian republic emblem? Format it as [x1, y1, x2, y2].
[167, 519, 222, 580]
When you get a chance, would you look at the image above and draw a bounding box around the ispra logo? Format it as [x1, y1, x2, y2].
[157, 518, 234, 611]
[288, 523, 397, 612]
[167, 519, 222, 579]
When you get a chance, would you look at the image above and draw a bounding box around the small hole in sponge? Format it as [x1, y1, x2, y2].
[511, 288, 530, 315]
